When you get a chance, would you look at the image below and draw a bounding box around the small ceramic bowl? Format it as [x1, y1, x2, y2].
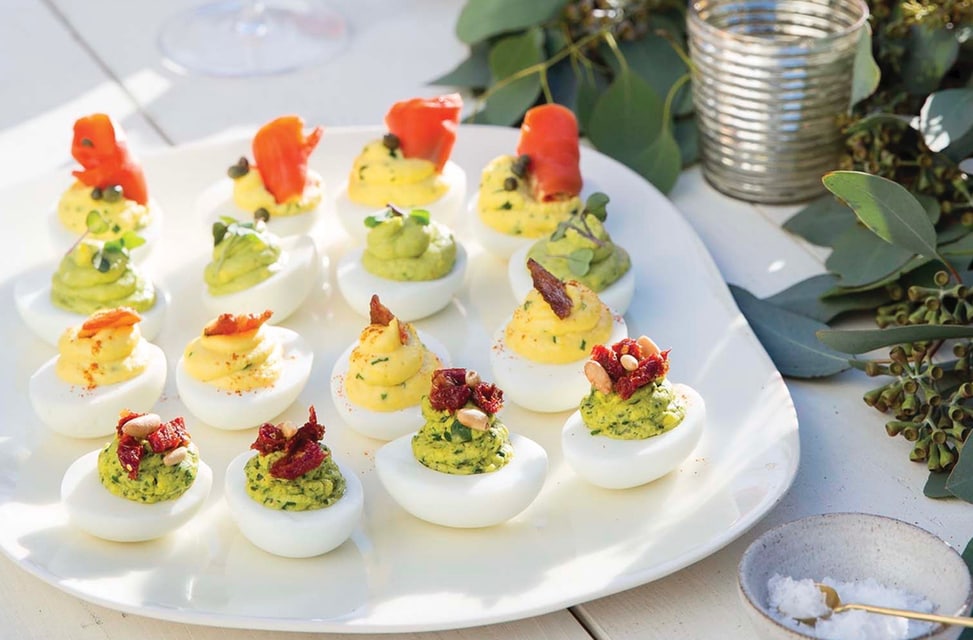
[738, 513, 973, 640]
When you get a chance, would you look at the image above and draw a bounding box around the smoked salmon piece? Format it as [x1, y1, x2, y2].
[515, 104, 582, 202]
[385, 94, 462, 173]
[252, 116, 323, 203]
[71, 114, 149, 205]
[203, 310, 273, 336]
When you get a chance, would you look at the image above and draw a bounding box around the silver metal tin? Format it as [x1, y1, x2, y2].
[688, 0, 869, 203]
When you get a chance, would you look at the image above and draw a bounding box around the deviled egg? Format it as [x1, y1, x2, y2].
[14, 235, 168, 347]
[331, 295, 449, 440]
[224, 406, 363, 558]
[175, 310, 313, 430]
[472, 104, 583, 259]
[335, 94, 466, 242]
[375, 367, 548, 528]
[336, 206, 467, 321]
[561, 336, 706, 489]
[508, 193, 634, 316]
[60, 411, 213, 542]
[201, 216, 320, 322]
[51, 113, 162, 257]
[29, 307, 166, 439]
[224, 115, 325, 237]
[491, 259, 626, 413]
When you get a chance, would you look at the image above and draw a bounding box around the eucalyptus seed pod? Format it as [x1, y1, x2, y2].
[902, 424, 920, 441]
[885, 420, 912, 437]
[936, 444, 956, 470]
[909, 435, 931, 461]
[899, 394, 919, 416]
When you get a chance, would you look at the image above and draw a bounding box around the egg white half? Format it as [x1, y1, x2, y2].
[201, 235, 322, 323]
[175, 327, 313, 430]
[375, 432, 548, 528]
[29, 342, 167, 439]
[334, 161, 467, 243]
[490, 313, 628, 413]
[14, 265, 170, 348]
[330, 330, 450, 441]
[507, 243, 636, 316]
[224, 452, 363, 558]
[195, 174, 326, 239]
[561, 383, 706, 489]
[335, 240, 467, 322]
[47, 198, 164, 263]
[60, 449, 213, 542]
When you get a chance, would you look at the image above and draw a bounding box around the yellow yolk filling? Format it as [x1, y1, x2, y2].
[504, 283, 614, 364]
[57, 181, 152, 240]
[345, 318, 441, 411]
[55, 322, 149, 388]
[182, 327, 282, 391]
[347, 140, 447, 208]
[232, 168, 323, 218]
[477, 155, 581, 237]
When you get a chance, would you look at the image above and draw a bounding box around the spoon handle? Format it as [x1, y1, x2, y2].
[836, 603, 973, 628]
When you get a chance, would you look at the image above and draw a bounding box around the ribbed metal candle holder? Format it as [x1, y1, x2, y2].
[688, 0, 869, 204]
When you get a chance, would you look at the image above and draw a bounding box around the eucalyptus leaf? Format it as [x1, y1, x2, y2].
[611, 36, 693, 117]
[573, 67, 606, 134]
[825, 224, 914, 288]
[455, 0, 566, 44]
[937, 219, 973, 245]
[944, 127, 973, 164]
[842, 113, 911, 135]
[817, 324, 973, 354]
[587, 71, 663, 166]
[918, 88, 973, 153]
[945, 445, 973, 503]
[546, 58, 580, 113]
[902, 22, 960, 96]
[941, 232, 973, 257]
[479, 29, 545, 125]
[850, 24, 881, 107]
[915, 193, 941, 226]
[822, 171, 939, 261]
[634, 126, 682, 194]
[674, 117, 698, 167]
[730, 285, 851, 378]
[766, 274, 890, 323]
[822, 256, 931, 297]
[782, 195, 856, 248]
[429, 43, 491, 88]
[922, 471, 955, 499]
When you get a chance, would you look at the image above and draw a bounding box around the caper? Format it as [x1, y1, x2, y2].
[254, 208, 270, 223]
[512, 154, 530, 178]
[227, 156, 249, 179]
[102, 185, 123, 202]
[503, 176, 518, 191]
[90, 187, 103, 200]
[383, 133, 401, 151]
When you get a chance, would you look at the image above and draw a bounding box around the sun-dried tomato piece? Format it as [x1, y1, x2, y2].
[613, 351, 671, 400]
[429, 368, 472, 412]
[116, 410, 141, 436]
[270, 437, 327, 480]
[472, 382, 503, 415]
[295, 405, 324, 443]
[252, 423, 287, 454]
[611, 337, 642, 360]
[146, 416, 190, 453]
[590, 343, 625, 381]
[203, 310, 273, 336]
[116, 433, 144, 480]
[527, 258, 572, 319]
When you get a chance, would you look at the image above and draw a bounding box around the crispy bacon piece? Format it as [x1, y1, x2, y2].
[369, 294, 394, 326]
[77, 307, 141, 338]
[71, 113, 149, 205]
[116, 433, 144, 480]
[147, 416, 190, 453]
[527, 258, 572, 319]
[203, 310, 273, 336]
[252, 116, 323, 203]
[252, 406, 329, 480]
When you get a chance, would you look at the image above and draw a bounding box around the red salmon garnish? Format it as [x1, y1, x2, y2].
[252, 116, 323, 204]
[203, 310, 273, 337]
[527, 258, 572, 319]
[385, 93, 462, 173]
[147, 416, 190, 454]
[251, 406, 329, 480]
[77, 307, 142, 338]
[591, 340, 671, 400]
[71, 113, 148, 205]
[428, 368, 504, 415]
[515, 104, 582, 202]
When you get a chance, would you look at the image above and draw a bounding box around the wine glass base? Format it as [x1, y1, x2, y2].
[159, 1, 348, 77]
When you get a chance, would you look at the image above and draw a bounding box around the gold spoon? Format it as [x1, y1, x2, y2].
[796, 583, 973, 628]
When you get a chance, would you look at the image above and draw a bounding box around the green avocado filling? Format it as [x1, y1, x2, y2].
[244, 446, 346, 511]
[526, 212, 630, 292]
[97, 439, 198, 503]
[362, 213, 456, 281]
[204, 218, 282, 295]
[580, 378, 686, 440]
[51, 240, 156, 315]
[411, 397, 513, 475]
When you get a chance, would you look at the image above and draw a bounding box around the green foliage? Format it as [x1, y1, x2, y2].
[455, 0, 567, 44]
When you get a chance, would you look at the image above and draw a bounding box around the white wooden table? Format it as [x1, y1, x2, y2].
[1, 1, 970, 638]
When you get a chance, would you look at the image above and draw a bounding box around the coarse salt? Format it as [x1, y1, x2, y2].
[766, 574, 937, 640]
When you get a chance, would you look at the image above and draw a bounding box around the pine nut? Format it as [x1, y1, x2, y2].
[456, 407, 489, 431]
[584, 360, 612, 394]
[121, 413, 162, 438]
